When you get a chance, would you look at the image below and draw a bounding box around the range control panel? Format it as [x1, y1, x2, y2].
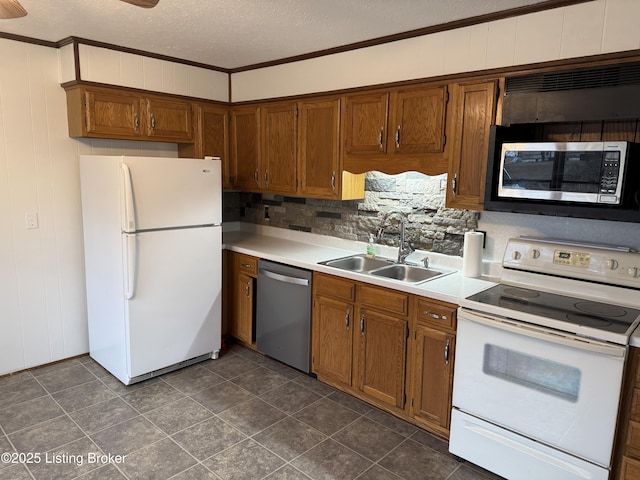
[503, 238, 640, 288]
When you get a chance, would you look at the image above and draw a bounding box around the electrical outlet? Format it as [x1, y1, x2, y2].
[264, 206, 270, 220]
[26, 212, 39, 229]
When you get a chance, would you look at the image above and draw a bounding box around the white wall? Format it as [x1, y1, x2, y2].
[79, 44, 229, 102]
[0, 37, 178, 376]
[231, 0, 640, 101]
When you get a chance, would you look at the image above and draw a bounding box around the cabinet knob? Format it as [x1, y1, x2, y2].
[254, 169, 259, 185]
[378, 127, 384, 151]
[150, 113, 156, 131]
[395, 125, 401, 148]
[245, 281, 250, 297]
[331, 172, 336, 192]
[345, 309, 350, 329]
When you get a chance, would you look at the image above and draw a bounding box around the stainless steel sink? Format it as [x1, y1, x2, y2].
[369, 264, 446, 283]
[319, 254, 451, 284]
[320, 254, 392, 273]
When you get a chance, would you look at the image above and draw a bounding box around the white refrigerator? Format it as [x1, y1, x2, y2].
[79, 155, 222, 385]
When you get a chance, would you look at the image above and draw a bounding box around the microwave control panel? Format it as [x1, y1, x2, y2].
[599, 151, 622, 200]
[504, 238, 640, 288]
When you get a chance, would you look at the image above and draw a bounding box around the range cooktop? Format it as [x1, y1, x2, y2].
[467, 284, 640, 335]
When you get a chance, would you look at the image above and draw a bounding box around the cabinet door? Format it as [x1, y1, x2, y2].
[356, 308, 407, 409]
[411, 324, 455, 431]
[446, 80, 498, 210]
[343, 93, 389, 155]
[261, 102, 297, 195]
[298, 99, 341, 198]
[179, 104, 231, 189]
[312, 295, 353, 387]
[145, 97, 193, 142]
[84, 89, 142, 139]
[230, 106, 261, 191]
[391, 86, 447, 154]
[231, 272, 254, 345]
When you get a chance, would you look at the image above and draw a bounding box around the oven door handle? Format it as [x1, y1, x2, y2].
[460, 309, 626, 358]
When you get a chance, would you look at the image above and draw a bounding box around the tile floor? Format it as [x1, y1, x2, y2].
[0, 343, 503, 480]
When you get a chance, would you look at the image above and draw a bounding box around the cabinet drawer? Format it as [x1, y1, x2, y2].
[620, 456, 640, 480]
[358, 284, 409, 316]
[232, 253, 258, 277]
[314, 273, 356, 301]
[416, 298, 457, 331]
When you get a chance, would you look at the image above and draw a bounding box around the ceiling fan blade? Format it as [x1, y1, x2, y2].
[0, 0, 28, 19]
[119, 0, 160, 8]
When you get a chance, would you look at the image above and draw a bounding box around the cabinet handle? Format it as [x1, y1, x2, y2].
[345, 309, 350, 329]
[264, 170, 269, 185]
[378, 127, 384, 151]
[254, 169, 259, 185]
[360, 313, 365, 336]
[423, 311, 448, 321]
[395, 125, 401, 148]
[150, 113, 156, 131]
[245, 281, 250, 297]
[331, 172, 336, 192]
[444, 338, 450, 365]
[240, 263, 252, 269]
[134, 112, 139, 131]
[451, 174, 457, 197]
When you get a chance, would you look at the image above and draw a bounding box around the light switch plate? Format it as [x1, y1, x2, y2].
[26, 212, 39, 229]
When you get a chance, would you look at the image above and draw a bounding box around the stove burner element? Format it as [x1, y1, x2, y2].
[566, 313, 612, 328]
[575, 301, 628, 318]
[502, 287, 540, 299]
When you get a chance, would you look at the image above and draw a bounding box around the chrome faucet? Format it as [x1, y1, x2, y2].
[397, 221, 415, 264]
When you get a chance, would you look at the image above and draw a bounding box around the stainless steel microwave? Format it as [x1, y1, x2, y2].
[498, 141, 634, 205]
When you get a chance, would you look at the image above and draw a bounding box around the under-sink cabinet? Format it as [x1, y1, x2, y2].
[312, 273, 409, 411]
[311, 271, 457, 437]
[225, 251, 258, 348]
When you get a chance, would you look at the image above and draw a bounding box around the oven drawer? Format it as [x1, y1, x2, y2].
[450, 409, 609, 480]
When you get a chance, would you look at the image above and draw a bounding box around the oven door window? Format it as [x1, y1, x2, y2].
[483, 344, 581, 402]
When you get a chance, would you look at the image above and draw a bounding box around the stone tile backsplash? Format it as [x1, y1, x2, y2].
[223, 172, 479, 256]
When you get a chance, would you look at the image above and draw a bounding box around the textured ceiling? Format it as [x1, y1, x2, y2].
[1, 0, 556, 70]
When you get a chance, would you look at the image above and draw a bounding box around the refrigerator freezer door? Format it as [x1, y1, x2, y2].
[121, 156, 222, 232]
[125, 226, 222, 378]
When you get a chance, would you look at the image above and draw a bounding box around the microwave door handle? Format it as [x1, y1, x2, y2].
[460, 309, 625, 358]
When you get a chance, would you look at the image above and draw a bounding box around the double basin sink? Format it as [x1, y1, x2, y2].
[319, 254, 451, 284]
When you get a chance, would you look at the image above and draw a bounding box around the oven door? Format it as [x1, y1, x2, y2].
[452, 308, 626, 468]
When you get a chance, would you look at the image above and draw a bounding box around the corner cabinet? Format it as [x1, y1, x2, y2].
[65, 84, 193, 143]
[446, 80, 498, 210]
[178, 103, 231, 189]
[230, 105, 261, 191]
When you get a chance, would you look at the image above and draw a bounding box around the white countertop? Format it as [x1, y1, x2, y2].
[223, 223, 497, 305]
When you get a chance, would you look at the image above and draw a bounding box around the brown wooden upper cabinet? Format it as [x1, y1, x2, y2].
[342, 84, 449, 176]
[178, 103, 231, 189]
[230, 99, 364, 200]
[230, 105, 261, 191]
[65, 84, 193, 143]
[261, 101, 298, 195]
[446, 80, 498, 211]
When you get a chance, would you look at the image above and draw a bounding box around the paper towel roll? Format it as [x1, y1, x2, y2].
[463, 231, 484, 278]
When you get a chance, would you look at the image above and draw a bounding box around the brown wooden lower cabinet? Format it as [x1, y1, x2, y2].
[226, 252, 258, 348]
[311, 271, 457, 438]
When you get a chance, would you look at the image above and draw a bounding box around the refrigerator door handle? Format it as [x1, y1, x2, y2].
[124, 234, 137, 299]
[121, 163, 136, 233]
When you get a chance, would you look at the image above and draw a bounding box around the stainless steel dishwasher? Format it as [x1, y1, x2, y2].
[256, 259, 312, 373]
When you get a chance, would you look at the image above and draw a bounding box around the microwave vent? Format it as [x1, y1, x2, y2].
[505, 63, 640, 94]
[502, 62, 640, 125]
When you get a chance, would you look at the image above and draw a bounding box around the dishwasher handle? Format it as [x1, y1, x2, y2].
[260, 268, 309, 286]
